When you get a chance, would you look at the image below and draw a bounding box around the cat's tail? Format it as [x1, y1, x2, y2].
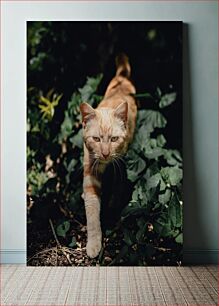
[115, 53, 131, 78]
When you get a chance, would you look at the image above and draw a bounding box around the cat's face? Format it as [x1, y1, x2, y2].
[80, 102, 128, 163]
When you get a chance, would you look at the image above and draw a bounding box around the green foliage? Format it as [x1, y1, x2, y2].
[159, 92, 177, 109]
[27, 162, 49, 196]
[27, 74, 182, 266]
[27, 75, 103, 226]
[59, 74, 103, 142]
[57, 221, 70, 238]
[114, 94, 183, 265]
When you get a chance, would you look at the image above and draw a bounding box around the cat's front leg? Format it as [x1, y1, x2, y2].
[83, 172, 102, 258]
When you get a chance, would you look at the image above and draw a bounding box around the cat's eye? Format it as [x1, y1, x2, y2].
[93, 136, 100, 142]
[111, 136, 119, 142]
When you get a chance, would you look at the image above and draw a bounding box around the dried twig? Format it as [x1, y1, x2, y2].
[73, 218, 84, 227]
[154, 246, 171, 252]
[27, 247, 56, 263]
[49, 219, 61, 246]
[49, 218, 73, 266]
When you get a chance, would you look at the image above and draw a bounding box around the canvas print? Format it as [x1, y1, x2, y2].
[27, 21, 183, 266]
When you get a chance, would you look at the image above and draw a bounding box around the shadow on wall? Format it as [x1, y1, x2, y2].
[183, 24, 208, 263]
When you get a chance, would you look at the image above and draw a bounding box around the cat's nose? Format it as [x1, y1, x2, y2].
[102, 153, 110, 159]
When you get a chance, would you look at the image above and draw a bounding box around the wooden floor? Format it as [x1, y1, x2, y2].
[1, 265, 218, 305]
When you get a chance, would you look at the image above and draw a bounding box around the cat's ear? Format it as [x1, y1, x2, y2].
[80, 102, 96, 123]
[114, 101, 128, 125]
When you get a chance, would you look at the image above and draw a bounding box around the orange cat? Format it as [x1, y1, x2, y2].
[80, 54, 137, 258]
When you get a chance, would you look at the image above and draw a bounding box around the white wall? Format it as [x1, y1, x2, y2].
[1, 1, 218, 263]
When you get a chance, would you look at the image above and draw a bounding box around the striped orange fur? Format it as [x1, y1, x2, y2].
[80, 54, 137, 258]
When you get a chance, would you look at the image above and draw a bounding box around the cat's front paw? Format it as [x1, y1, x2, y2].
[86, 238, 102, 258]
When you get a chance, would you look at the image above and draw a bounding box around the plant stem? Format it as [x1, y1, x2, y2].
[49, 218, 73, 266]
[49, 218, 61, 247]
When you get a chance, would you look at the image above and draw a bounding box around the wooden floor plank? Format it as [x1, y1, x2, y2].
[1, 265, 218, 305]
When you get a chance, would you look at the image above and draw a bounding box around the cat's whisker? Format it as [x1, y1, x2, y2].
[114, 153, 126, 165]
[116, 156, 127, 170]
[112, 153, 127, 171]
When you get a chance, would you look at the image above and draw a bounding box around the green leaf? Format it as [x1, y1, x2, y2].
[133, 92, 153, 99]
[156, 87, 162, 98]
[147, 173, 161, 189]
[161, 166, 182, 186]
[159, 92, 177, 108]
[126, 151, 146, 182]
[56, 221, 70, 238]
[152, 202, 161, 210]
[67, 159, 77, 172]
[132, 185, 144, 201]
[169, 167, 183, 186]
[70, 129, 83, 149]
[159, 189, 171, 204]
[134, 126, 150, 151]
[156, 134, 166, 147]
[175, 233, 183, 244]
[137, 110, 167, 133]
[168, 194, 182, 228]
[144, 147, 164, 159]
[126, 169, 138, 182]
[79, 74, 103, 102]
[69, 236, 77, 248]
[60, 115, 73, 139]
[163, 149, 182, 166]
[161, 223, 173, 237]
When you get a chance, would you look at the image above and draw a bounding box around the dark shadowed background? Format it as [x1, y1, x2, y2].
[28, 22, 182, 150]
